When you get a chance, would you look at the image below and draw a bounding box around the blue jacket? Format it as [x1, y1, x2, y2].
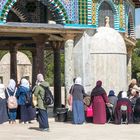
[16, 86, 31, 105]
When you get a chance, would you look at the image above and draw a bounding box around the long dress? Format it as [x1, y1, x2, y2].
[16, 86, 36, 123]
[0, 84, 8, 124]
[134, 97, 140, 123]
[70, 84, 86, 124]
[0, 98, 8, 124]
[91, 93, 108, 124]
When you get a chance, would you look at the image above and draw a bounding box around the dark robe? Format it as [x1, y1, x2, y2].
[0, 99, 8, 124]
[114, 98, 133, 124]
[91, 85, 108, 124]
[134, 97, 140, 123]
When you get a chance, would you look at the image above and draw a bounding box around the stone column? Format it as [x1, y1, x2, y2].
[9, 44, 18, 83]
[31, 48, 37, 87]
[64, 34, 75, 99]
[51, 41, 63, 112]
[127, 46, 133, 84]
[33, 35, 46, 77]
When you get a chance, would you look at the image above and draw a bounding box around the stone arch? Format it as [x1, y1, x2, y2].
[128, 12, 135, 38]
[10, 4, 29, 22]
[0, 51, 32, 85]
[96, 0, 119, 30]
[0, 0, 69, 24]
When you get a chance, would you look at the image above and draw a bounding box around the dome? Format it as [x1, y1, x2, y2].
[0, 51, 31, 65]
[90, 27, 126, 54]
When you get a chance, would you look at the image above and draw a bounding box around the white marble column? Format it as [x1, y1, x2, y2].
[64, 35, 75, 96]
[127, 46, 133, 85]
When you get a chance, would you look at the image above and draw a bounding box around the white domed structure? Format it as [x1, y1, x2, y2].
[91, 27, 126, 54]
[90, 27, 127, 94]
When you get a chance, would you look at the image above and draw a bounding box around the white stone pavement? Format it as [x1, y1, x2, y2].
[0, 118, 140, 140]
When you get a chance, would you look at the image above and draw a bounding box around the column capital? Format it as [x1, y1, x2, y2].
[33, 34, 48, 44]
[9, 43, 19, 53]
[62, 33, 76, 40]
[50, 41, 64, 50]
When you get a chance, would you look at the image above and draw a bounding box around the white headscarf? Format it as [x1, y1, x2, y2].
[37, 74, 44, 82]
[20, 78, 29, 88]
[0, 83, 5, 99]
[7, 79, 16, 92]
[121, 91, 128, 98]
[75, 77, 82, 85]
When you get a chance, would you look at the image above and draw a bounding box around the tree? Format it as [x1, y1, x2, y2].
[132, 39, 140, 83]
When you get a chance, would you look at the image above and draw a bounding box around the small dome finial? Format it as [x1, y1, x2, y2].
[105, 16, 110, 27]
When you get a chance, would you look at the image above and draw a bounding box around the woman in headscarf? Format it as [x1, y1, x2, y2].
[107, 90, 118, 122]
[108, 90, 118, 114]
[129, 89, 139, 107]
[33, 73, 50, 131]
[91, 80, 109, 124]
[114, 91, 133, 124]
[16, 78, 35, 124]
[134, 96, 140, 123]
[128, 79, 137, 97]
[69, 77, 87, 124]
[5, 79, 17, 124]
[0, 81, 8, 124]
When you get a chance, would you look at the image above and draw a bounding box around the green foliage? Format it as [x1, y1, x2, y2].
[44, 50, 64, 86]
[44, 50, 54, 86]
[0, 51, 8, 60]
[21, 50, 32, 62]
[132, 39, 140, 82]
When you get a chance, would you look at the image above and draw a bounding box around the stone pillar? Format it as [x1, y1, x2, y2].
[127, 46, 133, 85]
[51, 41, 63, 112]
[31, 49, 37, 87]
[33, 35, 46, 77]
[9, 44, 18, 83]
[64, 34, 75, 99]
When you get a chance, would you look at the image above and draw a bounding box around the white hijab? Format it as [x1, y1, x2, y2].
[75, 77, 82, 85]
[0, 84, 5, 99]
[20, 78, 29, 89]
[121, 91, 128, 98]
[37, 74, 44, 82]
[36, 74, 44, 85]
[7, 79, 16, 92]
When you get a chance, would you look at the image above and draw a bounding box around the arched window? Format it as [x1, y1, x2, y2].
[98, 1, 114, 28]
[128, 13, 135, 38]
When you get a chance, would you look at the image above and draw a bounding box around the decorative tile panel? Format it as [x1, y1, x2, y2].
[0, 0, 137, 33]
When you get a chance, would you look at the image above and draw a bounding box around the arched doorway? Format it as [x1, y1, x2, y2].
[98, 1, 114, 28]
[128, 13, 135, 38]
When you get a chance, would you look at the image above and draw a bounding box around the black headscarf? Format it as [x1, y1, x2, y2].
[91, 80, 106, 97]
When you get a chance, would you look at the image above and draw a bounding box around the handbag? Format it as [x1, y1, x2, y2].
[68, 94, 73, 106]
[86, 105, 93, 117]
[32, 94, 37, 107]
[68, 85, 74, 106]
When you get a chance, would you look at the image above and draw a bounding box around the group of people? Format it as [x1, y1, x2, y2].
[1, 74, 140, 131]
[0, 78, 35, 124]
[69, 77, 140, 125]
[0, 73, 50, 131]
